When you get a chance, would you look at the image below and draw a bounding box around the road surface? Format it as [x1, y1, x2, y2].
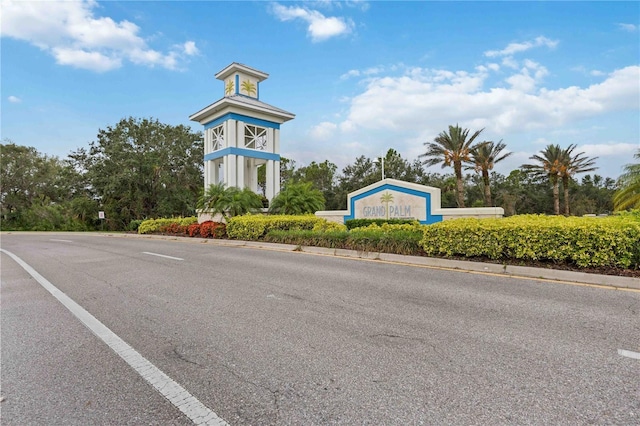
[1, 233, 638, 425]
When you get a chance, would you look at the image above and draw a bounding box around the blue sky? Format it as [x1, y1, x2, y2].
[2, 1, 639, 179]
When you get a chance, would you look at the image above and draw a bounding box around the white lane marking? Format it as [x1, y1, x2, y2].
[50, 239, 73, 243]
[618, 349, 640, 360]
[1, 249, 227, 426]
[142, 251, 184, 261]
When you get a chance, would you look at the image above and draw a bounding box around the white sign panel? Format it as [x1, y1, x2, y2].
[98, 211, 105, 219]
[353, 190, 426, 221]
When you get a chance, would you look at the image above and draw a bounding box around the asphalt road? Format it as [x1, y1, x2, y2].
[1, 233, 638, 425]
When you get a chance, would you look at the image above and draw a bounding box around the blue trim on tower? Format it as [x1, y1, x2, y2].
[342, 183, 443, 225]
[204, 147, 280, 162]
[203, 113, 281, 130]
[235, 74, 239, 95]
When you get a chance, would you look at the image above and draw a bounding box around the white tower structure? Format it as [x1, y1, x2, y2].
[189, 63, 295, 203]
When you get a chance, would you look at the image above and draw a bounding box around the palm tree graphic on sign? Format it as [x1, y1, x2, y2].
[241, 80, 257, 97]
[225, 80, 234, 96]
[380, 192, 394, 219]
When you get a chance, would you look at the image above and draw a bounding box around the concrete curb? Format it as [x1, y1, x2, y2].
[107, 233, 640, 290]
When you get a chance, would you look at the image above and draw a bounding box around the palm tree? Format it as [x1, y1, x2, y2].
[613, 149, 640, 211]
[522, 144, 564, 215]
[468, 140, 513, 206]
[420, 124, 484, 208]
[197, 182, 262, 222]
[558, 144, 598, 215]
[268, 182, 325, 215]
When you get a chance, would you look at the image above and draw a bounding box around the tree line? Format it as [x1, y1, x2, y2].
[1, 117, 637, 231]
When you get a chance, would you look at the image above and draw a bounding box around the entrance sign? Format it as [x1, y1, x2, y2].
[316, 178, 504, 224]
[344, 179, 443, 224]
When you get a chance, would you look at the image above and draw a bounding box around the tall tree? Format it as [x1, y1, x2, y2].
[468, 140, 513, 206]
[333, 156, 379, 209]
[522, 144, 565, 215]
[71, 117, 203, 229]
[558, 144, 598, 215]
[420, 124, 484, 207]
[291, 160, 338, 209]
[613, 149, 640, 211]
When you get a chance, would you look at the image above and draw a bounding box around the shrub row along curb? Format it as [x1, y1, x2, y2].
[136, 212, 640, 270]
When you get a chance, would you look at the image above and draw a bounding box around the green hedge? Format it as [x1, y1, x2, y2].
[264, 223, 424, 255]
[264, 229, 349, 248]
[226, 214, 325, 240]
[138, 217, 197, 234]
[420, 214, 640, 268]
[345, 218, 419, 230]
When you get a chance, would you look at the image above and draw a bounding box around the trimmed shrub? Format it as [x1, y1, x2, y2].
[200, 221, 227, 239]
[265, 229, 349, 248]
[346, 218, 419, 230]
[420, 214, 640, 269]
[226, 214, 325, 240]
[348, 224, 424, 255]
[127, 219, 144, 232]
[138, 217, 197, 234]
[159, 223, 188, 235]
[312, 221, 348, 232]
[187, 223, 201, 237]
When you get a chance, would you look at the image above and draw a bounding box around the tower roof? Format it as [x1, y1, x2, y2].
[189, 95, 295, 124]
[215, 63, 269, 82]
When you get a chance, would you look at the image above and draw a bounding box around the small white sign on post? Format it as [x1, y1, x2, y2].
[98, 211, 105, 219]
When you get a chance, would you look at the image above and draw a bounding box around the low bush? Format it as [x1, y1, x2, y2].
[312, 221, 348, 232]
[127, 219, 144, 232]
[200, 221, 227, 239]
[420, 214, 640, 269]
[138, 217, 197, 234]
[226, 214, 324, 240]
[345, 218, 419, 230]
[264, 224, 423, 256]
[159, 223, 188, 235]
[265, 229, 349, 248]
[187, 223, 201, 237]
[347, 224, 424, 255]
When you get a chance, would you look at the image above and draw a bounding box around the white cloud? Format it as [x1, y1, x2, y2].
[181, 41, 199, 56]
[340, 69, 361, 80]
[590, 70, 605, 77]
[484, 36, 559, 57]
[271, 3, 354, 42]
[340, 65, 385, 80]
[309, 121, 338, 140]
[617, 23, 638, 32]
[8, 95, 22, 103]
[0, 0, 198, 72]
[579, 142, 639, 157]
[337, 65, 639, 137]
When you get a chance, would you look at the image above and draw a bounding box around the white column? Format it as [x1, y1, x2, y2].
[226, 154, 237, 187]
[213, 160, 220, 184]
[273, 128, 280, 153]
[274, 159, 281, 196]
[206, 161, 216, 187]
[266, 128, 274, 152]
[266, 160, 275, 201]
[237, 155, 245, 189]
[226, 119, 237, 148]
[250, 162, 259, 193]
